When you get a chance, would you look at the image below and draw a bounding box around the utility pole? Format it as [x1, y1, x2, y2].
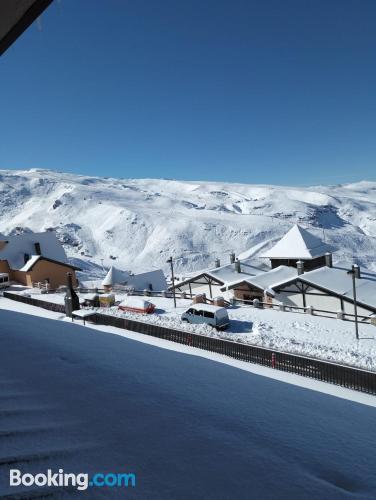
[167, 256, 176, 308]
[347, 264, 360, 340]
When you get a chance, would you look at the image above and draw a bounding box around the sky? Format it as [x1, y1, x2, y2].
[0, 0, 375, 186]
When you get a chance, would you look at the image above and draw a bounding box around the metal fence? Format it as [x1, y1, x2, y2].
[233, 298, 375, 324]
[3, 291, 66, 313]
[89, 312, 376, 395]
[3, 291, 376, 395]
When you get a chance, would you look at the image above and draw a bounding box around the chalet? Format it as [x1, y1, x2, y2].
[272, 262, 376, 317]
[221, 265, 298, 302]
[172, 257, 267, 299]
[260, 224, 334, 271]
[0, 231, 80, 289]
[101, 266, 167, 292]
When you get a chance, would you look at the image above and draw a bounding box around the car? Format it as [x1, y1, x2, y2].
[181, 304, 230, 330]
[118, 296, 156, 314]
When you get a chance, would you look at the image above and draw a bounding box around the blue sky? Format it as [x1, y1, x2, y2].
[1, 0, 375, 185]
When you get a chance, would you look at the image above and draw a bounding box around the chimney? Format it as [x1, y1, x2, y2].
[297, 260, 304, 275]
[230, 252, 236, 264]
[352, 264, 361, 279]
[235, 258, 241, 273]
[34, 242, 41, 255]
[215, 258, 221, 268]
[325, 252, 332, 268]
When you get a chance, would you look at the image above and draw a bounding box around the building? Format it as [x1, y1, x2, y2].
[172, 257, 267, 299]
[100, 266, 167, 292]
[273, 262, 376, 317]
[221, 265, 298, 302]
[260, 224, 334, 271]
[0, 231, 80, 289]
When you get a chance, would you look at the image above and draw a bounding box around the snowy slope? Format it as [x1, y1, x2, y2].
[0, 169, 375, 278]
[1, 304, 376, 498]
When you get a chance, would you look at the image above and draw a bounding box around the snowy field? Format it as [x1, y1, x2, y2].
[0, 297, 376, 498]
[10, 288, 376, 371]
[1, 169, 376, 278]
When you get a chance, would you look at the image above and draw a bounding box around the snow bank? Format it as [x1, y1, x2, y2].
[1, 306, 376, 498]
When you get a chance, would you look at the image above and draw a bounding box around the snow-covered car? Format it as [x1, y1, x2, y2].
[118, 297, 156, 314]
[181, 304, 229, 330]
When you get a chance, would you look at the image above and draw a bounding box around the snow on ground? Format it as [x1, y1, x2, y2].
[1, 298, 376, 498]
[11, 288, 376, 371]
[1, 169, 376, 277]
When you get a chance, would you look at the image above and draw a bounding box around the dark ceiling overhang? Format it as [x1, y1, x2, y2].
[0, 0, 53, 56]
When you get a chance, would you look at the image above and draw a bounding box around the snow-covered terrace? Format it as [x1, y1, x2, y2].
[1, 298, 376, 497]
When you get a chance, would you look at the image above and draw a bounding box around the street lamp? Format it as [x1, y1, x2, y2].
[167, 256, 176, 308]
[347, 264, 360, 340]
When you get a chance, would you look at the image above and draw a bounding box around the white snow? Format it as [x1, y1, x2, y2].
[299, 263, 376, 310]
[0, 169, 375, 279]
[19, 254, 41, 271]
[1, 295, 376, 497]
[223, 265, 298, 291]
[8, 289, 376, 371]
[0, 230, 67, 270]
[261, 224, 333, 259]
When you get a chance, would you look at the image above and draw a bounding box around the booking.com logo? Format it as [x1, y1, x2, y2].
[10, 469, 136, 491]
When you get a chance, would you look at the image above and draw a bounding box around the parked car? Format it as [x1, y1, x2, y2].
[118, 296, 156, 314]
[0, 273, 10, 289]
[181, 304, 229, 330]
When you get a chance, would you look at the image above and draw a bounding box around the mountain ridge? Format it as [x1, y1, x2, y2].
[1, 169, 375, 277]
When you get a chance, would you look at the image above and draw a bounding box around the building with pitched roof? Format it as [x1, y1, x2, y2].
[260, 224, 334, 270]
[0, 231, 80, 288]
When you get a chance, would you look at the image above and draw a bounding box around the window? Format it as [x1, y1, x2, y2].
[192, 309, 203, 316]
[203, 311, 215, 318]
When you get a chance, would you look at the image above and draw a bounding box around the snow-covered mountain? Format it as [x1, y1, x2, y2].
[0, 169, 375, 277]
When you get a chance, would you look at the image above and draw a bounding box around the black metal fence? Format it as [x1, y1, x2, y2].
[3, 291, 66, 313]
[90, 314, 376, 395]
[3, 291, 376, 395]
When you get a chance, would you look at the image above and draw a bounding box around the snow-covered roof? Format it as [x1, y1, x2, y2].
[189, 303, 226, 313]
[119, 297, 154, 309]
[207, 260, 267, 284]
[19, 255, 41, 272]
[0, 231, 68, 270]
[102, 266, 167, 291]
[260, 224, 333, 260]
[102, 266, 130, 286]
[298, 264, 376, 311]
[221, 266, 298, 292]
[173, 258, 267, 289]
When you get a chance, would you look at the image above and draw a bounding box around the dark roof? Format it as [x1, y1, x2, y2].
[23, 255, 81, 272]
[0, 0, 53, 56]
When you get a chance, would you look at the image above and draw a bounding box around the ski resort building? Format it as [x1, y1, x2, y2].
[222, 261, 376, 316]
[221, 265, 299, 302]
[174, 224, 376, 316]
[0, 231, 79, 289]
[260, 224, 334, 271]
[272, 262, 376, 317]
[101, 266, 167, 292]
[172, 257, 267, 299]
